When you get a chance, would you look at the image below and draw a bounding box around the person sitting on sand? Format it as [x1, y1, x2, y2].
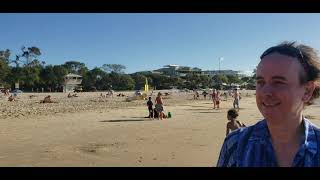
[226, 108, 245, 136]
[8, 95, 15, 102]
[117, 93, 126, 97]
[68, 93, 78, 98]
[29, 95, 36, 99]
[5, 89, 10, 96]
[40, 95, 55, 103]
[100, 93, 106, 98]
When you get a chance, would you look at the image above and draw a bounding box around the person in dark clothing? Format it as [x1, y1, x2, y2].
[147, 97, 154, 119]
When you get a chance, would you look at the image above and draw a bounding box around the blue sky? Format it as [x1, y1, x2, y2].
[1, 13, 320, 74]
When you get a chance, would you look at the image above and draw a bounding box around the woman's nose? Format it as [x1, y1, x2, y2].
[260, 83, 274, 95]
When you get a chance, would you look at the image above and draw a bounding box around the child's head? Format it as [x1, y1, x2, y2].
[227, 108, 238, 120]
[148, 97, 152, 100]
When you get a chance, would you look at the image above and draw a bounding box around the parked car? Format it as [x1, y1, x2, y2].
[11, 89, 23, 93]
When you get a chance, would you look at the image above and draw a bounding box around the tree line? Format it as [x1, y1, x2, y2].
[0, 47, 256, 92]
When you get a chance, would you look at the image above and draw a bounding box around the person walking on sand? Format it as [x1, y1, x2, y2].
[233, 88, 241, 110]
[212, 89, 217, 109]
[215, 90, 221, 109]
[155, 92, 164, 120]
[226, 108, 245, 136]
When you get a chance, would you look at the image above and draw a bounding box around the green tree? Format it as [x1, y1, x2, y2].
[130, 73, 147, 90]
[82, 67, 107, 90]
[0, 57, 11, 87]
[40, 65, 57, 91]
[212, 74, 229, 89]
[102, 64, 126, 74]
[246, 68, 257, 89]
[0, 49, 11, 63]
[53, 65, 68, 91]
[63, 61, 88, 75]
[171, 76, 185, 89]
[21, 65, 42, 90]
[0, 49, 11, 87]
[20, 46, 42, 65]
[109, 72, 135, 90]
[9, 67, 24, 89]
[199, 75, 213, 89]
[226, 74, 242, 87]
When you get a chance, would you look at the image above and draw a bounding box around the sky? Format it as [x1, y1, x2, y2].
[1, 13, 320, 75]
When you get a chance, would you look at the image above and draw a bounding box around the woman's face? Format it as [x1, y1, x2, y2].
[256, 53, 310, 124]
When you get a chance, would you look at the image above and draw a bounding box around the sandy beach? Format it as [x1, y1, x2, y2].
[0, 90, 319, 167]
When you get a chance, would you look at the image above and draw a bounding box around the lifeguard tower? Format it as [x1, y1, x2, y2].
[63, 73, 83, 93]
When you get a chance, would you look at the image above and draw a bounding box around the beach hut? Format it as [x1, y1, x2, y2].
[63, 73, 83, 93]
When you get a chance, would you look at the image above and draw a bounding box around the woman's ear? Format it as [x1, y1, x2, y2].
[302, 81, 316, 102]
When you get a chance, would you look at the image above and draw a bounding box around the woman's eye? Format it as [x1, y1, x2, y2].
[256, 81, 264, 85]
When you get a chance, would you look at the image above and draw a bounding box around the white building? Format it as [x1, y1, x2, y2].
[63, 73, 83, 93]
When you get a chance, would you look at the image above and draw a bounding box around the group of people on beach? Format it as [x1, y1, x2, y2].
[68, 93, 78, 98]
[193, 88, 241, 111]
[1, 89, 10, 96]
[212, 88, 241, 110]
[146, 92, 170, 120]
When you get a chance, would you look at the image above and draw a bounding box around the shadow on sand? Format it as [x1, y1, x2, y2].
[100, 119, 152, 123]
[196, 111, 222, 114]
[185, 108, 214, 111]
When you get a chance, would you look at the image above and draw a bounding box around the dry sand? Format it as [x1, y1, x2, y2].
[0, 90, 319, 167]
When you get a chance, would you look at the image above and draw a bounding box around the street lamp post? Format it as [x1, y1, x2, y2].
[219, 57, 224, 74]
[218, 57, 224, 89]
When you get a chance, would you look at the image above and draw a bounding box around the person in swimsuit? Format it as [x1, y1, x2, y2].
[155, 92, 164, 120]
[226, 108, 245, 136]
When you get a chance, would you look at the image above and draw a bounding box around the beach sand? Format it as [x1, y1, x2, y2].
[0, 90, 319, 166]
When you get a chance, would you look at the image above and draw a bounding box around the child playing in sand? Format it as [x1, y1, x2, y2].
[226, 108, 246, 136]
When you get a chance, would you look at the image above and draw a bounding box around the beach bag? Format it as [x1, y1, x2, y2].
[155, 104, 164, 112]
